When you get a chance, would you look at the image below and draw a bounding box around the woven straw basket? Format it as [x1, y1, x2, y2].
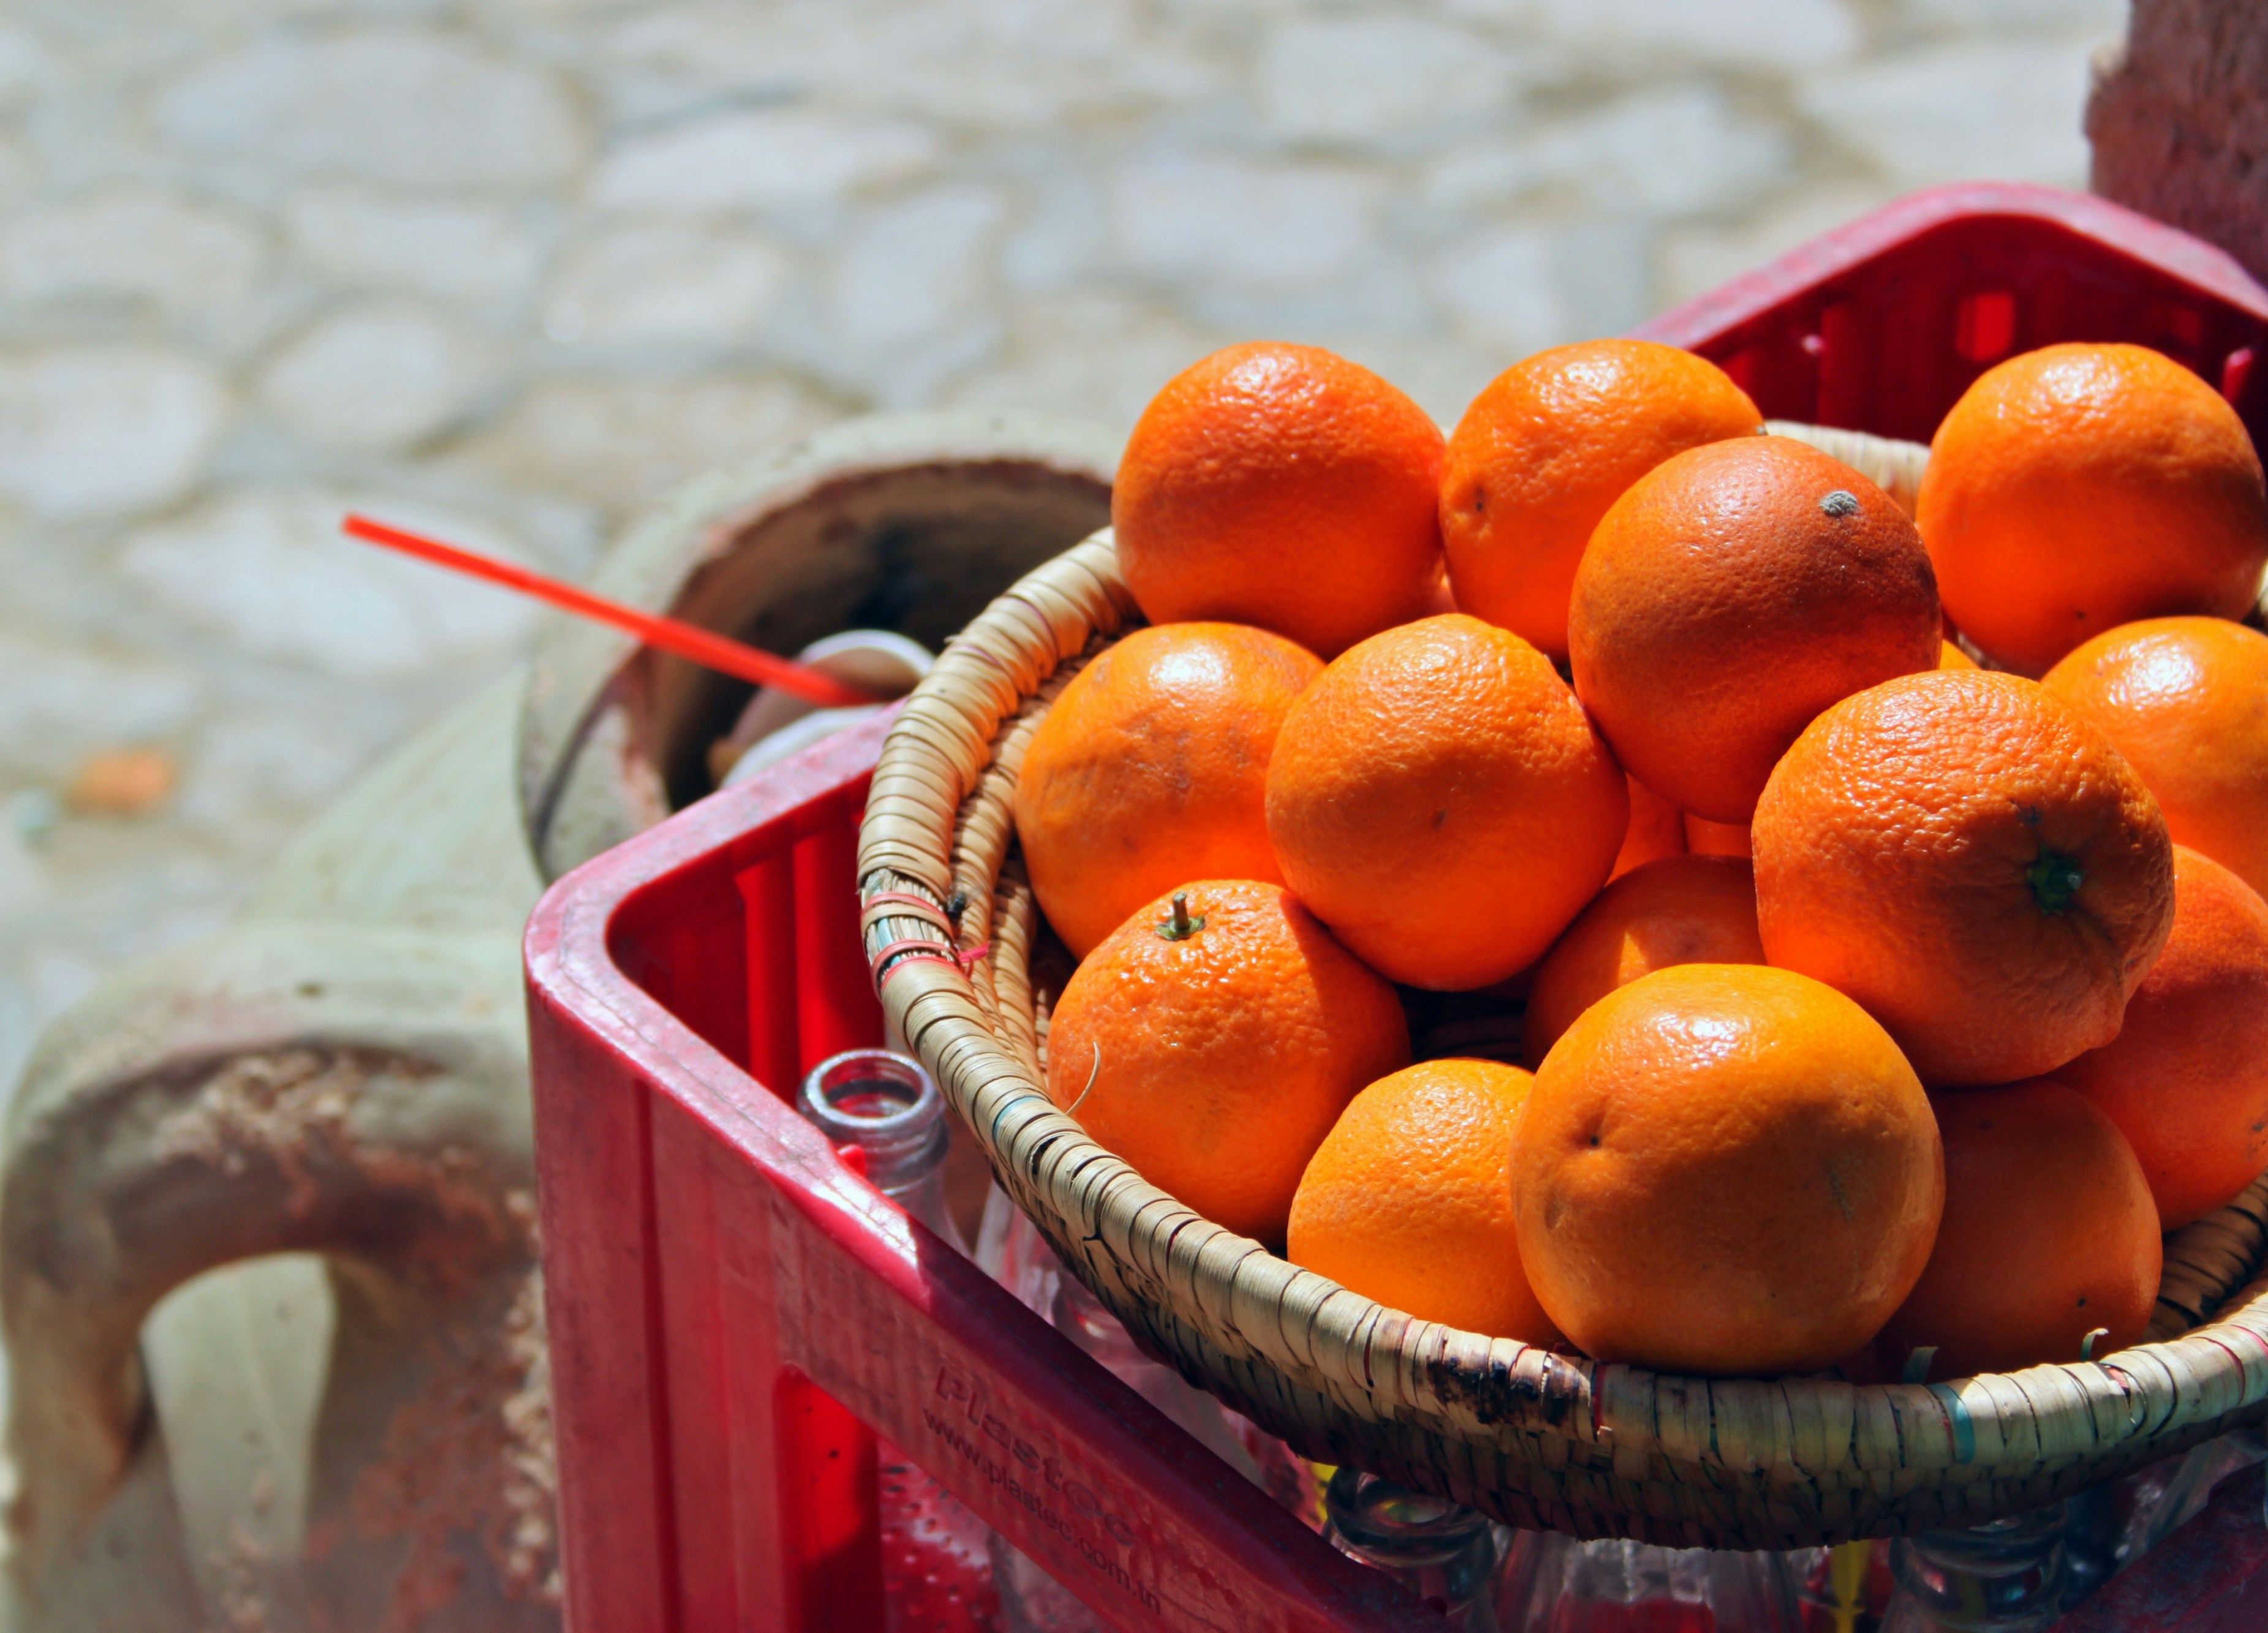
[856, 423, 2268, 1550]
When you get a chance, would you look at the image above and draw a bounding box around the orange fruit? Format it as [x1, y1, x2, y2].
[1114, 342, 1446, 658]
[1917, 342, 2268, 675]
[1266, 614, 1628, 990]
[1522, 855, 1763, 1068]
[1682, 813, 1751, 859]
[1046, 879, 1409, 1245]
[1014, 622, 1321, 957]
[1753, 669, 2175, 1086]
[1873, 1079, 2160, 1380]
[1440, 339, 1761, 661]
[1512, 964, 1943, 1376]
[1610, 775, 1686, 880]
[1570, 436, 1941, 823]
[1418, 559, 1458, 616]
[1287, 1058, 1559, 1340]
[1938, 639, 1978, 670]
[2058, 846, 2268, 1228]
[2042, 616, 2268, 902]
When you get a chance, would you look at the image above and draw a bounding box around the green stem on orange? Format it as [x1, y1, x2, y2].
[2027, 850, 2085, 915]
[1155, 890, 1205, 941]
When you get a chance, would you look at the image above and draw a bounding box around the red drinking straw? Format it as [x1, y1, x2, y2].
[342, 513, 878, 708]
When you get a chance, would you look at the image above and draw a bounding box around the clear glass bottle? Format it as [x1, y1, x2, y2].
[800, 1048, 966, 1250]
[1491, 1529, 1809, 1632]
[2053, 1425, 2263, 1615]
[978, 1191, 1323, 1629]
[2113, 1427, 2266, 1574]
[985, 1531, 1106, 1633]
[972, 1191, 1144, 1631]
[798, 1049, 996, 1631]
[1878, 1505, 2068, 1633]
[1325, 1465, 1502, 1632]
[977, 1188, 1320, 1517]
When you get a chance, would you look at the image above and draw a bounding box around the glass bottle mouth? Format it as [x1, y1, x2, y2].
[1326, 1465, 1494, 1567]
[799, 1048, 948, 1197]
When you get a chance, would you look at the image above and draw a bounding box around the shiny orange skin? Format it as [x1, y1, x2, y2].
[1917, 342, 2268, 676]
[1114, 342, 1446, 658]
[2058, 847, 2268, 1228]
[1570, 436, 1942, 823]
[1754, 670, 2175, 1087]
[1939, 639, 1978, 670]
[1014, 622, 1322, 958]
[1874, 1079, 2160, 1379]
[1609, 775, 1687, 880]
[1440, 340, 1761, 662]
[1266, 614, 1628, 990]
[1513, 963, 1943, 1376]
[1682, 813, 1752, 859]
[2043, 617, 2268, 902]
[1046, 879, 1409, 1246]
[1523, 856, 1764, 1068]
[1287, 1059, 1559, 1341]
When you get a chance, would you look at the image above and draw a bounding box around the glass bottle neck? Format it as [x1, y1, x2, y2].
[1324, 1466, 1499, 1632]
[797, 1047, 966, 1254]
[1890, 1504, 2068, 1632]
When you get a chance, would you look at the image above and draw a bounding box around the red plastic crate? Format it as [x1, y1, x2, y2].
[527, 714, 1440, 1633]
[526, 183, 2268, 1633]
[1632, 181, 2268, 444]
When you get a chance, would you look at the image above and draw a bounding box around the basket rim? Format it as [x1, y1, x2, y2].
[854, 461, 2268, 1544]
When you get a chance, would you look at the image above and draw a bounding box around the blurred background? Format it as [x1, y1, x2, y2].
[0, 0, 2130, 1103]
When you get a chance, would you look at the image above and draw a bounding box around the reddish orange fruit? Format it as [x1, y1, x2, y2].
[1938, 639, 1978, 670]
[1754, 669, 2175, 1085]
[1046, 880, 1409, 1245]
[1015, 622, 1321, 957]
[2043, 616, 2268, 903]
[1682, 813, 1752, 859]
[1513, 963, 1943, 1376]
[2058, 846, 2268, 1228]
[1610, 775, 1687, 880]
[1266, 614, 1628, 990]
[1873, 1079, 2159, 1379]
[1114, 342, 1446, 658]
[1570, 436, 1941, 822]
[1288, 1058, 1559, 1340]
[1917, 342, 2268, 674]
[1439, 339, 1761, 661]
[1522, 855, 1764, 1068]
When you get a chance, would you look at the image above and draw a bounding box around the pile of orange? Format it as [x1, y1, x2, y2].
[1017, 334, 2268, 1381]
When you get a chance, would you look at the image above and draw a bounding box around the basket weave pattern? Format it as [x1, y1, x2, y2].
[857, 426, 2268, 1548]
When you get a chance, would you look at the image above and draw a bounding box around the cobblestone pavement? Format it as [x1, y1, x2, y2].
[0, 0, 2127, 1098]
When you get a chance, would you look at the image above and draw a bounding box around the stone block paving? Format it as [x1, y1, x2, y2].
[0, 0, 2126, 1096]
